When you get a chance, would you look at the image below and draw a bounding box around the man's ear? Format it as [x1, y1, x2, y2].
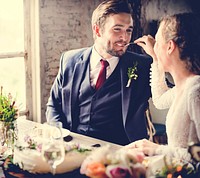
[93, 24, 101, 37]
[167, 40, 176, 55]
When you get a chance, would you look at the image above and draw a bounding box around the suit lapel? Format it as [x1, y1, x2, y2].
[120, 58, 131, 126]
[70, 48, 92, 129]
[120, 55, 137, 126]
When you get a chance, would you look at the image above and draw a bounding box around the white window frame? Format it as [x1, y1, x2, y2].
[24, 0, 41, 123]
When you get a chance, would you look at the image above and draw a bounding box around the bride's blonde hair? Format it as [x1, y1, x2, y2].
[160, 13, 200, 74]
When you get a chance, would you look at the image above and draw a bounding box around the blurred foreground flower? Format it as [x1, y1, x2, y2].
[155, 155, 197, 178]
[80, 145, 146, 178]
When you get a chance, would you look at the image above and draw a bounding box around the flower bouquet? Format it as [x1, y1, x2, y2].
[0, 87, 18, 156]
[147, 155, 197, 178]
[80, 145, 146, 178]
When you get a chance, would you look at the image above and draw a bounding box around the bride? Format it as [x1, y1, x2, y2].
[126, 12, 200, 161]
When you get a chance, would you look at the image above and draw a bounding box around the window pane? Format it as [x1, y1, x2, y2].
[0, 58, 26, 110]
[0, 0, 24, 53]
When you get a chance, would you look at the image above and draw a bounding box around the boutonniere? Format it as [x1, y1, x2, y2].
[126, 62, 138, 87]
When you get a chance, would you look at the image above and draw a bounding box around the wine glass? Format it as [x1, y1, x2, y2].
[0, 123, 5, 147]
[42, 121, 65, 175]
[0, 124, 6, 159]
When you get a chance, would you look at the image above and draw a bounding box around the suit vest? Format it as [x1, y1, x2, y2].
[77, 62, 129, 145]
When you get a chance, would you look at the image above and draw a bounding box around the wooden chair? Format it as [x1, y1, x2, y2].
[146, 107, 167, 144]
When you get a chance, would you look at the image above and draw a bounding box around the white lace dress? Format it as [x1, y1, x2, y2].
[151, 61, 200, 161]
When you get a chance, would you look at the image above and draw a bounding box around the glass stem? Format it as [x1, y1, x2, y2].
[51, 165, 56, 175]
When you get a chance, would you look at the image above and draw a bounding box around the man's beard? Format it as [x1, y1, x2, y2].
[106, 46, 126, 57]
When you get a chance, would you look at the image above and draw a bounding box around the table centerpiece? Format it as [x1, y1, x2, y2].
[0, 86, 18, 156]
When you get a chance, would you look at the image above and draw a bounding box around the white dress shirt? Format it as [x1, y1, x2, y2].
[90, 47, 119, 88]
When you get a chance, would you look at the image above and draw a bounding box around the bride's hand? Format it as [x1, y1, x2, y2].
[125, 139, 159, 156]
[134, 35, 157, 60]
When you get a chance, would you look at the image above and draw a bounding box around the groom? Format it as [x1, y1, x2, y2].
[46, 0, 152, 145]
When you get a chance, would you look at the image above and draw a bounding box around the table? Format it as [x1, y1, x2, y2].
[2, 119, 199, 178]
[17, 118, 122, 149]
[1, 118, 122, 178]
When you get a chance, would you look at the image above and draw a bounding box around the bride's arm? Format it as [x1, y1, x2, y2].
[155, 145, 191, 162]
[188, 86, 200, 141]
[134, 35, 174, 109]
[150, 61, 175, 109]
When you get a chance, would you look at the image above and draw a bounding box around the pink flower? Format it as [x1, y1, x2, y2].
[24, 135, 31, 143]
[133, 152, 144, 163]
[106, 165, 131, 178]
[36, 143, 42, 152]
[126, 149, 145, 163]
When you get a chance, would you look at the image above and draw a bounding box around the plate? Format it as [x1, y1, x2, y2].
[17, 119, 70, 139]
[18, 123, 70, 144]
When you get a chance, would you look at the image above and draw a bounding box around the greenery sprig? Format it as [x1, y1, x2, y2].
[0, 86, 18, 125]
[65, 143, 91, 154]
[126, 62, 138, 87]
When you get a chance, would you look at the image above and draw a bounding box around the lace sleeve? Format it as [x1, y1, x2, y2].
[188, 85, 200, 141]
[150, 62, 175, 109]
[155, 145, 191, 162]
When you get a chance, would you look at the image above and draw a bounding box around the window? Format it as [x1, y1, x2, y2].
[0, 0, 40, 121]
[0, 0, 26, 111]
[0, 58, 26, 109]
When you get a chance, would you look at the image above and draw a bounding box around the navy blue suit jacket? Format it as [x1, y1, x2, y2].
[46, 47, 152, 142]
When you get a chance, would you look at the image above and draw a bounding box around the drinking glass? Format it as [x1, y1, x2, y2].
[42, 121, 65, 175]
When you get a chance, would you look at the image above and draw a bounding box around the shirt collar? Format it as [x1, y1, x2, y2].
[90, 46, 102, 71]
[90, 46, 119, 71]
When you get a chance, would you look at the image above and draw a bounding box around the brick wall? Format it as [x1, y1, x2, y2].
[39, 0, 103, 122]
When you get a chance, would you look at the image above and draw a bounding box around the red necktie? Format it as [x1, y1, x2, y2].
[95, 59, 109, 90]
